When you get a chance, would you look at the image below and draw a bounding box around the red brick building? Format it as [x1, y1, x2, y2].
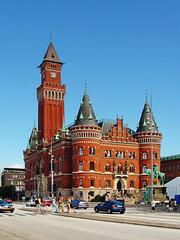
[161, 154, 180, 181]
[24, 41, 162, 201]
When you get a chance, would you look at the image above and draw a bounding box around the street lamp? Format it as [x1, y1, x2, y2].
[150, 96, 153, 202]
[49, 138, 54, 199]
[25, 168, 36, 197]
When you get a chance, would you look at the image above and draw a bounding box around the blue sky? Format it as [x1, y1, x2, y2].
[0, 0, 180, 168]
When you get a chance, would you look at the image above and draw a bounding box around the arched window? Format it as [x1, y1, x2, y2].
[105, 163, 111, 172]
[122, 151, 125, 158]
[129, 165, 134, 173]
[59, 156, 62, 173]
[115, 151, 118, 158]
[108, 150, 111, 157]
[118, 152, 121, 158]
[105, 150, 108, 157]
[132, 152, 135, 159]
[129, 152, 132, 159]
[59, 92, 61, 99]
[117, 164, 122, 173]
[106, 180, 110, 187]
[90, 148, 95, 155]
[52, 91, 54, 99]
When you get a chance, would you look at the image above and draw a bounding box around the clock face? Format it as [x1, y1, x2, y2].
[51, 72, 56, 78]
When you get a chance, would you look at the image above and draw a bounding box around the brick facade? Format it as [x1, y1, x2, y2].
[161, 154, 180, 181]
[24, 41, 162, 201]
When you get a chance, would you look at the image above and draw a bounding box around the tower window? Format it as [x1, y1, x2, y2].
[142, 152, 148, 159]
[130, 181, 134, 188]
[79, 179, 83, 187]
[90, 162, 94, 170]
[91, 180, 94, 187]
[90, 148, 95, 155]
[79, 147, 83, 155]
[79, 162, 83, 171]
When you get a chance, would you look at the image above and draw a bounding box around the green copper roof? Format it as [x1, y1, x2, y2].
[74, 115, 77, 121]
[89, 100, 92, 105]
[61, 120, 66, 132]
[81, 100, 84, 105]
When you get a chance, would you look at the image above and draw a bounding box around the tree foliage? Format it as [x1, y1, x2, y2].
[0, 185, 16, 200]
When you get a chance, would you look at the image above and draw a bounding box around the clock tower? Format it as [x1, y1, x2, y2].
[37, 41, 66, 143]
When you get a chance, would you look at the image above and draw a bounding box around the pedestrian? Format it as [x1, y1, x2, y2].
[52, 196, 58, 213]
[58, 197, 64, 213]
[35, 198, 39, 214]
[70, 197, 76, 213]
[151, 198, 156, 212]
[66, 197, 71, 213]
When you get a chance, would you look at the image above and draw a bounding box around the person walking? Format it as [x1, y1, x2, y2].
[52, 196, 58, 213]
[66, 197, 71, 213]
[58, 197, 64, 213]
[70, 197, 76, 213]
[151, 198, 156, 212]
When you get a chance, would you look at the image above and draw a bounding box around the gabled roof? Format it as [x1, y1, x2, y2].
[137, 96, 158, 133]
[74, 86, 98, 126]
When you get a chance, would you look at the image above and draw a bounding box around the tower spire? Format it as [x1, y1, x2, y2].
[85, 80, 88, 95]
[50, 32, 52, 43]
[146, 89, 148, 104]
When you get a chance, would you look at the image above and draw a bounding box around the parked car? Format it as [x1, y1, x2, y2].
[94, 201, 126, 214]
[4, 198, 12, 203]
[26, 199, 36, 207]
[71, 200, 89, 209]
[42, 199, 51, 207]
[0, 200, 15, 213]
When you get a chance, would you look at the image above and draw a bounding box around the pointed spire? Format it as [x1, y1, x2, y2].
[75, 84, 98, 126]
[50, 32, 52, 43]
[146, 89, 148, 104]
[61, 119, 66, 132]
[84, 80, 88, 95]
[27, 122, 38, 150]
[136, 94, 158, 133]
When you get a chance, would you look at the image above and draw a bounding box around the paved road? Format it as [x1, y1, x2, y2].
[0, 203, 179, 239]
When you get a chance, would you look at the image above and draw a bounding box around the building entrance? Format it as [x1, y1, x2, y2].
[117, 181, 122, 192]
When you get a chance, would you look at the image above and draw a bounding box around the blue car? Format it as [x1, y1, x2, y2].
[0, 200, 15, 213]
[94, 201, 125, 214]
[71, 200, 89, 209]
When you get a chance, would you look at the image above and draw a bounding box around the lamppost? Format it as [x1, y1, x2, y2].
[49, 138, 54, 199]
[25, 168, 36, 197]
[150, 96, 153, 202]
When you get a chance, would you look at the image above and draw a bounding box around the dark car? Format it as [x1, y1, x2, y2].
[71, 200, 89, 209]
[94, 201, 125, 214]
[0, 200, 15, 213]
